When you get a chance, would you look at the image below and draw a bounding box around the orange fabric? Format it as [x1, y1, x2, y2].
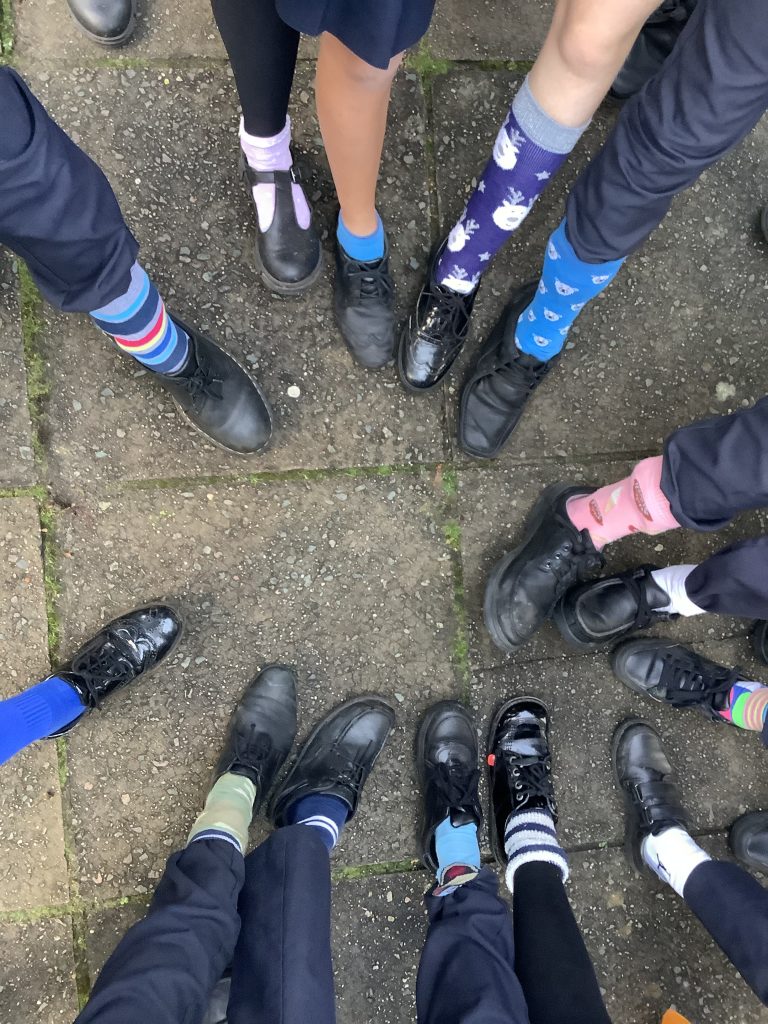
[662, 1011, 691, 1024]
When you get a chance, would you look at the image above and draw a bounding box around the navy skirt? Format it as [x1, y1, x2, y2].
[276, 0, 436, 68]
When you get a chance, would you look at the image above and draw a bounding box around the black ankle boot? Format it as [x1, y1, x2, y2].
[158, 317, 272, 455]
[66, 0, 135, 45]
[47, 604, 183, 737]
[334, 238, 395, 369]
[729, 811, 768, 873]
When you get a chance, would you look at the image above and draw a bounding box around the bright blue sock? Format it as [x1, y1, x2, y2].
[515, 218, 625, 361]
[336, 212, 385, 262]
[0, 677, 85, 765]
[285, 793, 350, 852]
[434, 816, 481, 882]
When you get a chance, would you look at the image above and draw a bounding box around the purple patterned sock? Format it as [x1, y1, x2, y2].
[435, 77, 589, 295]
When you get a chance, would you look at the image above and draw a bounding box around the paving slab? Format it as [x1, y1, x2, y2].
[0, 498, 69, 911]
[0, 916, 79, 1023]
[24, 66, 443, 500]
[56, 472, 459, 899]
[431, 70, 768, 464]
[425, 0, 554, 61]
[0, 256, 37, 488]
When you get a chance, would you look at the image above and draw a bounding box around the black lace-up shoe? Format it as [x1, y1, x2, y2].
[47, 604, 183, 738]
[157, 317, 272, 455]
[398, 242, 478, 392]
[334, 238, 395, 369]
[487, 697, 556, 865]
[611, 639, 739, 723]
[269, 696, 395, 825]
[554, 565, 674, 651]
[459, 282, 558, 459]
[752, 620, 768, 665]
[416, 701, 482, 873]
[729, 811, 768, 873]
[484, 484, 604, 652]
[213, 665, 297, 810]
[241, 157, 322, 295]
[612, 718, 690, 872]
[67, 0, 135, 45]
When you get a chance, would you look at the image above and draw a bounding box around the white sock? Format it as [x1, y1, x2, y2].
[238, 116, 311, 232]
[651, 565, 706, 617]
[504, 809, 569, 892]
[641, 827, 711, 897]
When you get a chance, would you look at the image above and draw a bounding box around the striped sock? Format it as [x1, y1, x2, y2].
[720, 681, 768, 731]
[285, 793, 350, 852]
[90, 262, 190, 375]
[504, 808, 569, 892]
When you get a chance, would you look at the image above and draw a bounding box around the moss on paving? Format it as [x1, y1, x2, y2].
[0, 0, 14, 58]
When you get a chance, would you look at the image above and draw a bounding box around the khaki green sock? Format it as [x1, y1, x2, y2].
[187, 772, 257, 854]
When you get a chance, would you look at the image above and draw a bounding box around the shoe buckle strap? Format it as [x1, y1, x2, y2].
[632, 780, 685, 827]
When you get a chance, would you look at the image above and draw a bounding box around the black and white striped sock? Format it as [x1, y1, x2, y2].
[504, 808, 569, 891]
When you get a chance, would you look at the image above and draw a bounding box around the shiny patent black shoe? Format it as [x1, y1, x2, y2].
[554, 565, 674, 651]
[612, 718, 690, 872]
[459, 282, 556, 459]
[269, 696, 395, 826]
[334, 238, 395, 369]
[212, 665, 297, 809]
[398, 242, 478, 392]
[416, 701, 482, 873]
[729, 811, 768, 873]
[484, 484, 604, 652]
[158, 316, 272, 456]
[47, 604, 183, 738]
[67, 0, 135, 45]
[610, 0, 697, 101]
[241, 157, 322, 295]
[487, 697, 557, 866]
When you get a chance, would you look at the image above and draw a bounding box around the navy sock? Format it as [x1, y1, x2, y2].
[0, 676, 85, 765]
[285, 793, 350, 852]
[336, 212, 385, 262]
[434, 816, 481, 884]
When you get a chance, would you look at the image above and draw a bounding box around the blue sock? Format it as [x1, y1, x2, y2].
[90, 262, 190, 375]
[515, 219, 625, 362]
[336, 212, 385, 262]
[285, 793, 350, 852]
[434, 816, 481, 883]
[0, 676, 85, 765]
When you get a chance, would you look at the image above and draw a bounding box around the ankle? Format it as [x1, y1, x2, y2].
[504, 808, 568, 891]
[337, 211, 385, 262]
[641, 827, 710, 896]
[433, 816, 481, 883]
[650, 565, 705, 617]
[239, 116, 293, 172]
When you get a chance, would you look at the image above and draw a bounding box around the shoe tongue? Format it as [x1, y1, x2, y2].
[499, 712, 545, 759]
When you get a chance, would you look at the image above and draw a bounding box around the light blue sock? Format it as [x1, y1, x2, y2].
[336, 212, 385, 262]
[285, 793, 350, 852]
[0, 676, 85, 765]
[515, 218, 625, 361]
[434, 816, 481, 882]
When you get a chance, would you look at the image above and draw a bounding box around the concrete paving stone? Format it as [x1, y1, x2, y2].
[0, 498, 69, 912]
[458, 461, 768, 673]
[431, 70, 768, 465]
[0, 255, 37, 488]
[0, 916, 79, 1022]
[24, 66, 443, 499]
[425, 0, 554, 61]
[56, 472, 459, 899]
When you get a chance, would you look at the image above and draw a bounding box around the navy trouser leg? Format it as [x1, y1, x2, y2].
[76, 839, 244, 1024]
[566, 0, 768, 262]
[416, 868, 529, 1024]
[683, 859, 768, 1005]
[683, 539, 768, 619]
[227, 825, 336, 1024]
[0, 67, 138, 312]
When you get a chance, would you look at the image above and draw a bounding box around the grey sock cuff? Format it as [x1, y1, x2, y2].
[511, 76, 590, 154]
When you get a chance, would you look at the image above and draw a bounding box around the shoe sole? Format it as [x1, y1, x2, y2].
[66, 6, 136, 44]
[610, 717, 651, 874]
[253, 239, 324, 297]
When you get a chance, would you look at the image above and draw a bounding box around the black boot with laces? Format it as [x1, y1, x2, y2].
[334, 238, 396, 369]
[47, 604, 183, 738]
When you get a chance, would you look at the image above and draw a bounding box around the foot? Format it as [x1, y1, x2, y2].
[612, 718, 689, 872]
[334, 238, 395, 369]
[241, 157, 322, 295]
[729, 811, 768, 873]
[47, 604, 183, 737]
[484, 484, 604, 652]
[416, 701, 482, 873]
[459, 282, 557, 459]
[487, 697, 556, 865]
[611, 638, 739, 722]
[398, 242, 478, 392]
[269, 696, 395, 825]
[158, 317, 272, 455]
[66, 0, 135, 44]
[213, 665, 297, 810]
[554, 565, 674, 650]
[752, 620, 768, 665]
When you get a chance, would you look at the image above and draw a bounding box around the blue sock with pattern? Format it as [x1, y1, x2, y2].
[434, 816, 481, 885]
[285, 793, 350, 852]
[515, 219, 625, 362]
[0, 677, 85, 765]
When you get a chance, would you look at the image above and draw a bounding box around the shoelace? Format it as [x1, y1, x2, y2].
[538, 527, 603, 608]
[420, 280, 470, 340]
[433, 759, 480, 811]
[346, 260, 393, 304]
[658, 652, 740, 708]
[232, 725, 273, 768]
[502, 752, 554, 808]
[322, 740, 374, 791]
[489, 351, 550, 393]
[70, 629, 150, 709]
[176, 356, 224, 408]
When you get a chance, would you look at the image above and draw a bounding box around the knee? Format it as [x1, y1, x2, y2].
[552, 7, 638, 81]
[331, 43, 402, 91]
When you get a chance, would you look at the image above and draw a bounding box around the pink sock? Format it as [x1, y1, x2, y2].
[566, 456, 681, 549]
[239, 116, 311, 232]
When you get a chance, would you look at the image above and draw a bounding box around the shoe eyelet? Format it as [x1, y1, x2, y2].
[512, 768, 520, 776]
[516, 793, 523, 801]
[515, 783, 522, 790]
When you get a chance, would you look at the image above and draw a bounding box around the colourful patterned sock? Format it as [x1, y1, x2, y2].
[90, 262, 190, 374]
[566, 456, 681, 549]
[514, 218, 625, 361]
[239, 116, 311, 232]
[504, 808, 568, 892]
[285, 793, 350, 852]
[337, 211, 385, 262]
[436, 77, 588, 295]
[720, 681, 768, 730]
[433, 816, 481, 885]
[187, 773, 256, 855]
[0, 676, 85, 765]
